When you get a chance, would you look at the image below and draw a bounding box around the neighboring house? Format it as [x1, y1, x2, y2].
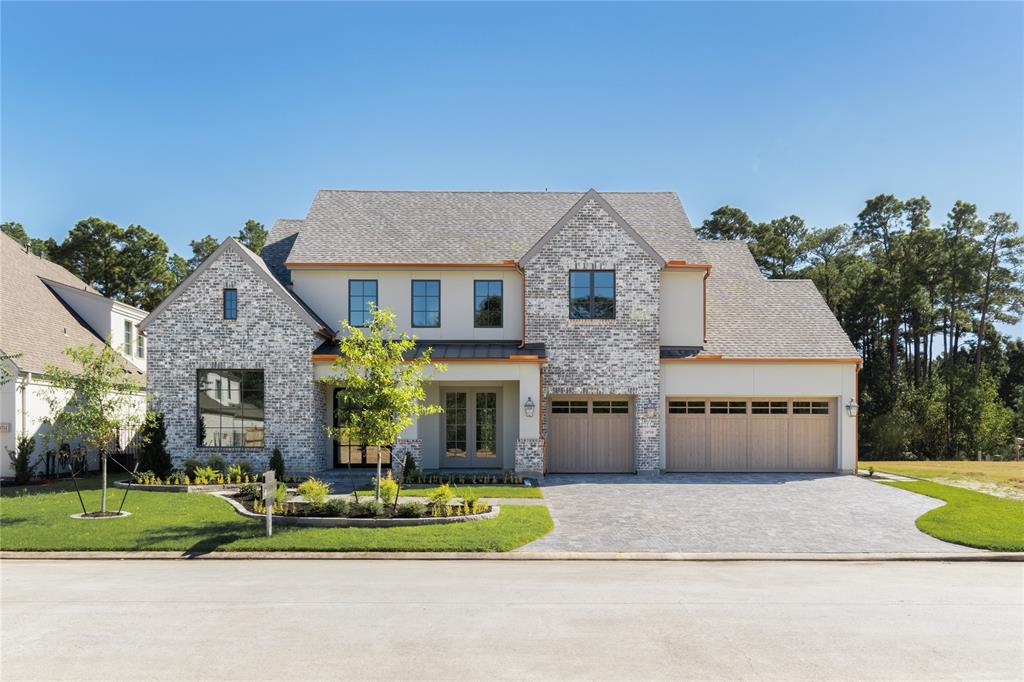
[140, 189, 860, 479]
[0, 232, 147, 477]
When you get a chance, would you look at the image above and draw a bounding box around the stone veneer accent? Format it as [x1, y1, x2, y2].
[390, 438, 422, 480]
[146, 244, 327, 476]
[514, 438, 545, 477]
[524, 198, 662, 472]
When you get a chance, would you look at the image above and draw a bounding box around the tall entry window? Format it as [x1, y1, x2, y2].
[333, 389, 391, 467]
[197, 369, 264, 447]
[348, 279, 378, 327]
[443, 389, 499, 467]
[569, 270, 615, 319]
[473, 280, 503, 328]
[412, 280, 440, 327]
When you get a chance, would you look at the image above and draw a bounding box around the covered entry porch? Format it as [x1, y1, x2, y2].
[314, 342, 545, 476]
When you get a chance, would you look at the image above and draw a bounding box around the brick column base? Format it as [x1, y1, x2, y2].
[391, 439, 422, 481]
[514, 438, 545, 479]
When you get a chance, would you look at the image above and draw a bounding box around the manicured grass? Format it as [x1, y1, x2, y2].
[883, 480, 1024, 552]
[353, 484, 543, 499]
[864, 460, 1024, 493]
[0, 485, 553, 552]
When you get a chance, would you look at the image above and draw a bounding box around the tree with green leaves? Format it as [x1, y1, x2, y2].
[750, 215, 810, 278]
[42, 342, 146, 514]
[697, 206, 756, 241]
[319, 306, 446, 500]
[2, 221, 55, 258]
[237, 219, 268, 254]
[187, 235, 220, 271]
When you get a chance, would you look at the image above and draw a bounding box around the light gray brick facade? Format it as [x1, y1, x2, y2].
[146, 244, 326, 476]
[524, 198, 662, 473]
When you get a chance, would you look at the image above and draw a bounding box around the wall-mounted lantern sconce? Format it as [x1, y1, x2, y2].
[524, 397, 535, 418]
[643, 407, 657, 419]
[845, 398, 859, 417]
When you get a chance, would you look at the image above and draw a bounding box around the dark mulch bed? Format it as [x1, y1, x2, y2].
[234, 494, 490, 520]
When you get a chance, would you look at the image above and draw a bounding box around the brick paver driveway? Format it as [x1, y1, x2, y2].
[522, 473, 971, 553]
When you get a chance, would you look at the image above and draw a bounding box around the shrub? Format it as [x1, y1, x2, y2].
[297, 477, 331, 508]
[377, 471, 399, 505]
[237, 483, 261, 499]
[183, 458, 201, 477]
[397, 501, 426, 518]
[137, 412, 172, 477]
[269, 448, 285, 480]
[205, 455, 227, 474]
[354, 500, 385, 518]
[325, 498, 350, 517]
[274, 481, 288, 504]
[133, 469, 155, 484]
[401, 452, 418, 483]
[192, 465, 218, 483]
[428, 483, 453, 507]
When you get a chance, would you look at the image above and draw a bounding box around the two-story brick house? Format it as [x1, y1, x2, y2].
[139, 189, 861, 478]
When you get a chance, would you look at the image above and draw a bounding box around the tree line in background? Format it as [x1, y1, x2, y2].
[1, 218, 268, 311]
[4, 195, 1022, 460]
[699, 195, 1024, 460]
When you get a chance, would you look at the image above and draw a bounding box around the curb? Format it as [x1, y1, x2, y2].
[1, 550, 1018, 561]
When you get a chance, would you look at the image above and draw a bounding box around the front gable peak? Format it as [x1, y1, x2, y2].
[518, 189, 667, 267]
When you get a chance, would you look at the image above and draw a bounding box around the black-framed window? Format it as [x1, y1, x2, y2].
[473, 280, 503, 328]
[412, 279, 440, 327]
[569, 270, 615, 319]
[197, 369, 264, 448]
[348, 279, 378, 327]
[223, 289, 238, 320]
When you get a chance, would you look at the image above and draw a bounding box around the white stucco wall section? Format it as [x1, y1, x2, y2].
[291, 268, 523, 341]
[659, 270, 704, 347]
[659, 361, 859, 472]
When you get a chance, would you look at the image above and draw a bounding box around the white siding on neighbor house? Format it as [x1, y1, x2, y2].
[291, 268, 523, 340]
[659, 270, 704, 347]
[46, 282, 147, 371]
[659, 361, 859, 472]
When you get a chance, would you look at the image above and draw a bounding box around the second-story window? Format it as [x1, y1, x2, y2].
[136, 331, 145, 359]
[348, 279, 378, 327]
[412, 280, 440, 327]
[223, 288, 238, 320]
[569, 270, 615, 319]
[474, 280, 503, 328]
[123, 320, 132, 354]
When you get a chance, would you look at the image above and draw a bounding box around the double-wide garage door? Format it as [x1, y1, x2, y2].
[548, 397, 633, 473]
[666, 398, 837, 472]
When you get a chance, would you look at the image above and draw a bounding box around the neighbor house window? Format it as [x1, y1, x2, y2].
[412, 280, 440, 327]
[136, 331, 145, 359]
[473, 280, 503, 328]
[223, 289, 238, 320]
[348, 279, 378, 327]
[123, 320, 132, 354]
[197, 369, 264, 447]
[569, 270, 615, 319]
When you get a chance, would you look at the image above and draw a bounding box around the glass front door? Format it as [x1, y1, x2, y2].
[333, 389, 391, 467]
[442, 389, 499, 468]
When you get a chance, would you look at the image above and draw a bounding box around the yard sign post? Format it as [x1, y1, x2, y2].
[263, 470, 275, 537]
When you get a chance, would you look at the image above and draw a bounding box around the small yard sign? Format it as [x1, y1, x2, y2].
[263, 471, 276, 537]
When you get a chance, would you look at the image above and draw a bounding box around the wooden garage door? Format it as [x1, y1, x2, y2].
[548, 397, 633, 473]
[666, 398, 836, 472]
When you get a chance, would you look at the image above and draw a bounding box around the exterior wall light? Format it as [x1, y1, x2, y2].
[643, 406, 657, 419]
[845, 398, 859, 417]
[524, 397, 535, 418]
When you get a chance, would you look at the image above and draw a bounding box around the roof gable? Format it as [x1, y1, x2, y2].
[138, 237, 330, 336]
[518, 189, 666, 267]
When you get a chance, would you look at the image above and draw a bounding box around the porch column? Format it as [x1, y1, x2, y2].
[391, 407, 422, 480]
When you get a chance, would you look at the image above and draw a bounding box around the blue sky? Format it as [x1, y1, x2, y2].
[2, 2, 1022, 331]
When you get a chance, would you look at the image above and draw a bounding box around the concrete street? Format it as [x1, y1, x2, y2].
[1, 559, 1021, 681]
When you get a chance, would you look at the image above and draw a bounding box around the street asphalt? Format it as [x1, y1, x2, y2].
[1, 559, 1021, 680]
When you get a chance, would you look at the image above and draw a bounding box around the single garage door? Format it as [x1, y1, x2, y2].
[548, 397, 633, 473]
[666, 398, 836, 472]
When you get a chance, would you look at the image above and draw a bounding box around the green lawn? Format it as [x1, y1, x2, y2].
[0, 483, 553, 552]
[884, 480, 1024, 552]
[353, 484, 543, 499]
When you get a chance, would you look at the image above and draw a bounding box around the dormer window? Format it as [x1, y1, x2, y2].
[569, 270, 615, 319]
[123, 320, 132, 354]
[136, 331, 145, 359]
[223, 288, 238, 320]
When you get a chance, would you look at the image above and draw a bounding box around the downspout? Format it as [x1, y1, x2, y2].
[514, 262, 527, 348]
[855, 363, 861, 474]
[702, 268, 710, 343]
[20, 372, 29, 437]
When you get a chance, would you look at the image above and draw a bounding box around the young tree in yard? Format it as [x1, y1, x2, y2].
[43, 342, 146, 514]
[320, 306, 446, 500]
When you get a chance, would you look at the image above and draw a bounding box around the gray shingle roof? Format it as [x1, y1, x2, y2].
[700, 241, 859, 359]
[283, 190, 704, 265]
[263, 219, 302, 285]
[0, 232, 145, 378]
